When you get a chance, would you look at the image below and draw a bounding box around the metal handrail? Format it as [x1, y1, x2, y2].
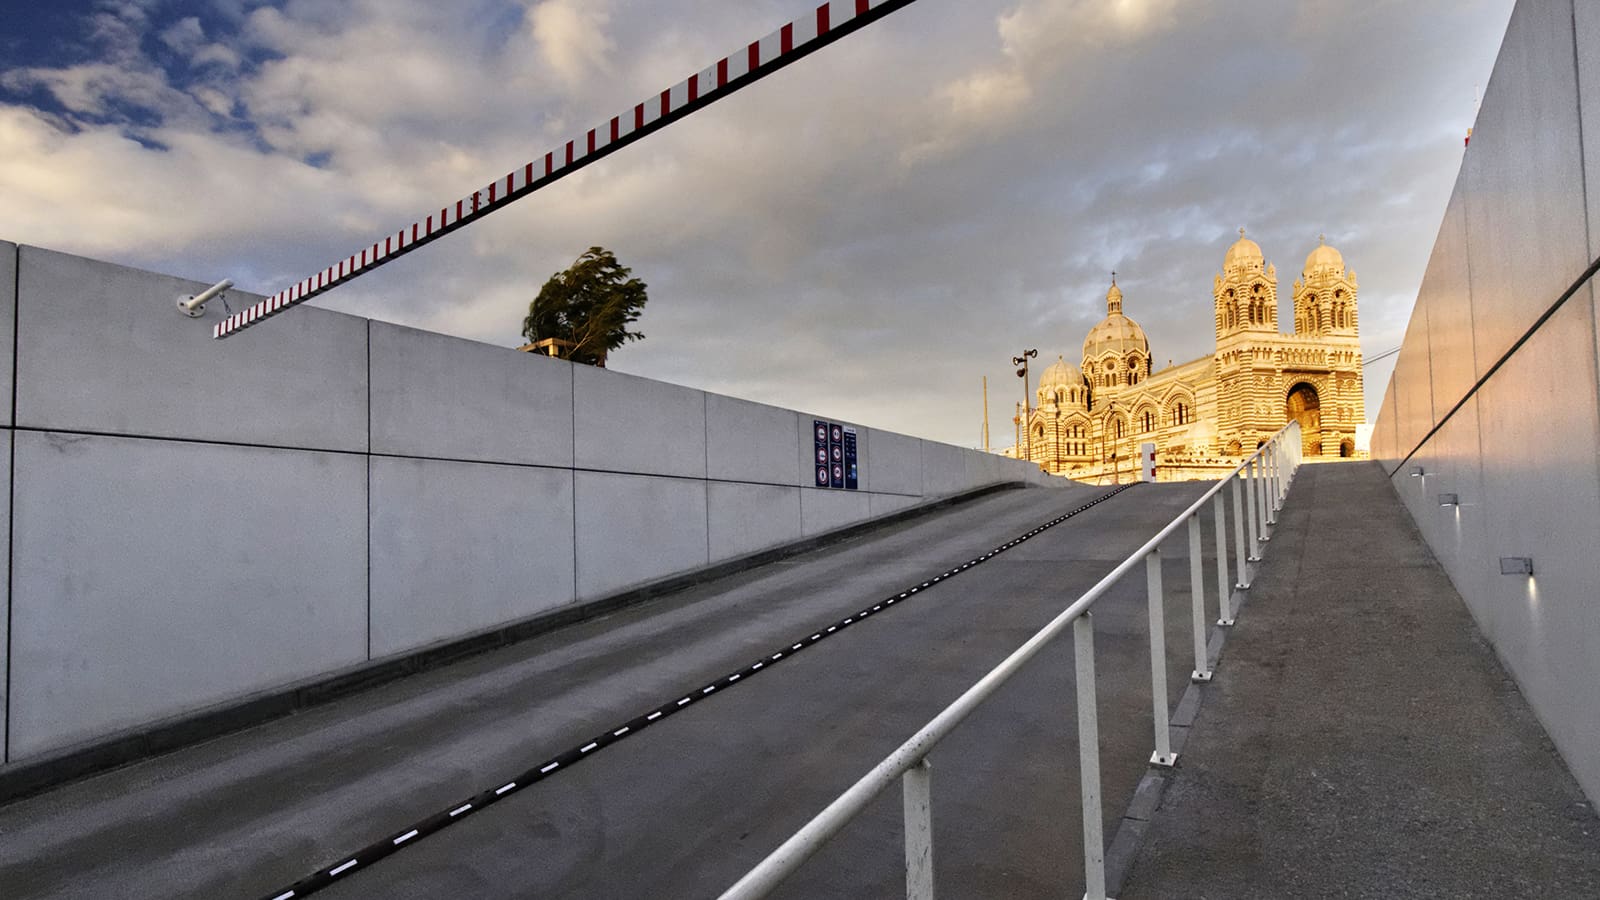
[719, 421, 1303, 900]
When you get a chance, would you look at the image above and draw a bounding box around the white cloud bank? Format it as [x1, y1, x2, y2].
[0, 0, 1512, 445]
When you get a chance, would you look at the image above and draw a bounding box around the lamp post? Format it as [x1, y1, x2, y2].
[1053, 407, 1063, 475]
[1099, 401, 1119, 486]
[1013, 349, 1037, 462]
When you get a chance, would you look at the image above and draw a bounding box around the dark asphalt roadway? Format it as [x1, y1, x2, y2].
[0, 478, 1232, 899]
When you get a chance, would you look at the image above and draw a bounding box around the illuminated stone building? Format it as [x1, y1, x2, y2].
[1016, 231, 1365, 481]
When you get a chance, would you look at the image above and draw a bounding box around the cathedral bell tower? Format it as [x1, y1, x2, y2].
[1213, 228, 1279, 342]
[1292, 236, 1359, 336]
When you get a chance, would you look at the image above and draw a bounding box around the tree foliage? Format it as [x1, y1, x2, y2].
[522, 247, 648, 367]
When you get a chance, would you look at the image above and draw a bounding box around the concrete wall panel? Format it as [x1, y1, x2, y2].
[1431, 396, 1489, 630]
[1421, 191, 1479, 414]
[920, 439, 969, 497]
[1460, 0, 1588, 380]
[1390, 302, 1434, 458]
[0, 241, 14, 426]
[574, 366, 706, 479]
[14, 247, 367, 451]
[864, 428, 921, 495]
[1471, 296, 1600, 775]
[707, 482, 802, 562]
[0, 430, 9, 761]
[369, 322, 573, 466]
[1372, 379, 1397, 469]
[8, 433, 367, 759]
[868, 492, 919, 518]
[574, 472, 708, 599]
[1575, 0, 1600, 262]
[706, 394, 799, 486]
[369, 457, 575, 658]
[800, 487, 871, 537]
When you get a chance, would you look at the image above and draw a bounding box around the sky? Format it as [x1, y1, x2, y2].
[0, 0, 1515, 449]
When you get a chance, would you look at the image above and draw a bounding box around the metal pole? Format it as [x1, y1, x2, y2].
[1232, 475, 1250, 589]
[1257, 452, 1270, 543]
[981, 377, 990, 454]
[1188, 515, 1211, 683]
[903, 758, 934, 900]
[1074, 615, 1109, 900]
[1213, 493, 1234, 625]
[1146, 551, 1177, 767]
[1265, 442, 1278, 525]
[1245, 459, 1261, 562]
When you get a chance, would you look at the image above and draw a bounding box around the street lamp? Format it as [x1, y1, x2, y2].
[1099, 401, 1119, 486]
[1053, 406, 1063, 475]
[1013, 349, 1037, 462]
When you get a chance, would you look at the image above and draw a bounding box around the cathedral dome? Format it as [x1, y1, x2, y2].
[1039, 355, 1084, 389]
[1083, 280, 1150, 361]
[1223, 228, 1264, 271]
[1304, 236, 1345, 276]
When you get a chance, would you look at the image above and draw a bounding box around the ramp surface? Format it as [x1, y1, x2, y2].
[1121, 462, 1600, 899]
[0, 479, 1230, 898]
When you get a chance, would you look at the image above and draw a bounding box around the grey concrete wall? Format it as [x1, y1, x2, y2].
[0, 246, 1049, 763]
[1372, 0, 1600, 802]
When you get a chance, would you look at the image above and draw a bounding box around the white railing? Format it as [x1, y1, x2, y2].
[718, 421, 1303, 900]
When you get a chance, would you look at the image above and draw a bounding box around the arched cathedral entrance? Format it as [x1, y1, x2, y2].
[1286, 383, 1321, 456]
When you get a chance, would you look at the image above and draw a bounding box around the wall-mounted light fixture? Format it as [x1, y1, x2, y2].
[1410, 466, 1425, 478]
[1438, 493, 1459, 507]
[176, 279, 233, 318]
[1499, 557, 1534, 576]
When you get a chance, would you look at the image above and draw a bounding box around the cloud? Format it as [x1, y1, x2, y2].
[0, 0, 1515, 447]
[529, 0, 616, 85]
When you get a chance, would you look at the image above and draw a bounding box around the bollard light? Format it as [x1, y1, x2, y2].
[1438, 493, 1459, 507]
[1499, 557, 1534, 576]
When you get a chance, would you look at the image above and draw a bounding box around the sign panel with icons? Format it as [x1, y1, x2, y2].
[811, 420, 860, 490]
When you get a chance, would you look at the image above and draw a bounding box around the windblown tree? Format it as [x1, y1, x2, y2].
[521, 247, 648, 367]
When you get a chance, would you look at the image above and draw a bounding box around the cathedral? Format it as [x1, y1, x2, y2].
[1013, 230, 1365, 482]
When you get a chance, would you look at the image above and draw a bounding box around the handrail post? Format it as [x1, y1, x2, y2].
[903, 757, 934, 900]
[1276, 439, 1287, 504]
[1256, 453, 1270, 543]
[1265, 442, 1279, 525]
[1146, 551, 1177, 767]
[1245, 459, 1262, 562]
[1074, 615, 1109, 900]
[1188, 515, 1211, 683]
[1213, 493, 1234, 625]
[1232, 475, 1250, 589]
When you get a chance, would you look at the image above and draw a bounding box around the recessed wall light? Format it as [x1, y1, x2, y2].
[1438, 493, 1459, 507]
[1499, 557, 1534, 576]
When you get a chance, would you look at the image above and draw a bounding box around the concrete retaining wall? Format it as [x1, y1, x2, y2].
[1371, 0, 1600, 802]
[0, 243, 1049, 763]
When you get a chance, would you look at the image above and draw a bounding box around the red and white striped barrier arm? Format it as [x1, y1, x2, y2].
[215, 0, 922, 339]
